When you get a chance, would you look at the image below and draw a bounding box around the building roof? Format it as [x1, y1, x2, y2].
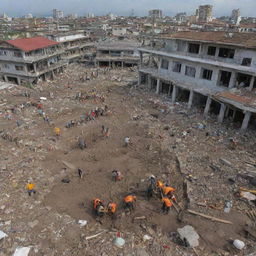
[161, 31, 256, 49]
[5, 36, 59, 52]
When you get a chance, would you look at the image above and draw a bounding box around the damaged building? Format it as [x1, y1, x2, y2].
[138, 31, 256, 131]
[46, 31, 95, 64]
[0, 36, 67, 85]
[95, 40, 141, 68]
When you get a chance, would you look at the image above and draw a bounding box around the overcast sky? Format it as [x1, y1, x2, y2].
[2, 0, 256, 17]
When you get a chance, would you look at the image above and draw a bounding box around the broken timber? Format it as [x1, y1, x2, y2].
[187, 209, 233, 224]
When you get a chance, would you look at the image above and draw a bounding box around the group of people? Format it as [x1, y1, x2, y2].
[75, 91, 105, 103]
[147, 176, 177, 214]
[92, 193, 137, 218]
[65, 105, 109, 129]
[92, 174, 177, 219]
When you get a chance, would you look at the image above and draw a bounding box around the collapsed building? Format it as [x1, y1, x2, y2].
[95, 40, 141, 68]
[138, 31, 256, 131]
[0, 36, 67, 85]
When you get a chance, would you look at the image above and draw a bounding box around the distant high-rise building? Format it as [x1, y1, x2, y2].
[198, 5, 213, 22]
[231, 9, 241, 25]
[86, 13, 95, 18]
[149, 9, 163, 19]
[175, 12, 187, 22]
[53, 9, 64, 19]
[25, 13, 33, 19]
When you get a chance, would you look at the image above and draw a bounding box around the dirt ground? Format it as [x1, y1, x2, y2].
[0, 63, 256, 256]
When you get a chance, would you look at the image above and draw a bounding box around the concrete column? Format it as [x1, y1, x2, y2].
[147, 75, 152, 90]
[156, 79, 160, 94]
[17, 77, 21, 85]
[137, 72, 142, 87]
[204, 96, 212, 116]
[188, 90, 194, 109]
[4, 75, 8, 82]
[168, 83, 172, 97]
[218, 103, 226, 123]
[215, 47, 220, 58]
[232, 109, 237, 121]
[228, 72, 237, 88]
[121, 62, 124, 68]
[241, 111, 251, 131]
[249, 76, 255, 91]
[33, 63, 37, 73]
[171, 85, 177, 103]
[139, 52, 143, 66]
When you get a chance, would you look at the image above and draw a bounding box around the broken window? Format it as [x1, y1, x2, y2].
[218, 48, 235, 58]
[207, 46, 216, 56]
[161, 59, 169, 70]
[13, 51, 22, 58]
[236, 73, 252, 88]
[188, 43, 200, 54]
[218, 70, 232, 87]
[241, 58, 252, 67]
[173, 62, 182, 73]
[201, 68, 213, 80]
[185, 66, 196, 77]
[15, 65, 24, 71]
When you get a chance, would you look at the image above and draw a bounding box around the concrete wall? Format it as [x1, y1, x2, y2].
[158, 56, 232, 88]
[163, 39, 256, 68]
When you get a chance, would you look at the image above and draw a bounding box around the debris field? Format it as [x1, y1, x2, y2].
[0, 63, 256, 256]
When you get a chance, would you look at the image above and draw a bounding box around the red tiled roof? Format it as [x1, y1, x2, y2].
[6, 36, 59, 52]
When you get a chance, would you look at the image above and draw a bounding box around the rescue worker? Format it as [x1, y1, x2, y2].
[112, 170, 122, 182]
[54, 127, 61, 137]
[78, 137, 86, 150]
[107, 202, 117, 218]
[162, 186, 176, 198]
[93, 198, 105, 217]
[78, 168, 84, 179]
[124, 194, 136, 211]
[26, 181, 36, 196]
[147, 175, 157, 199]
[162, 197, 172, 214]
[156, 180, 165, 190]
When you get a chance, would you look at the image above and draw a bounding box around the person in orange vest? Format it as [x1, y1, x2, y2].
[156, 180, 165, 190]
[162, 197, 172, 214]
[162, 186, 176, 198]
[54, 127, 61, 137]
[26, 181, 36, 196]
[93, 198, 105, 217]
[124, 194, 136, 211]
[107, 202, 117, 218]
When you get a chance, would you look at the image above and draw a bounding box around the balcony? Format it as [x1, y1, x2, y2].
[140, 47, 256, 69]
[138, 47, 256, 75]
[0, 49, 65, 63]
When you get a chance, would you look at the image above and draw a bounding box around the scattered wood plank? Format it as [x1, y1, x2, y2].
[62, 160, 76, 170]
[187, 209, 233, 224]
[85, 230, 107, 240]
[133, 216, 146, 220]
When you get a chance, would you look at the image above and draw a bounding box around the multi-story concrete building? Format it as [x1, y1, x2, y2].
[95, 40, 140, 68]
[231, 9, 241, 25]
[175, 12, 187, 23]
[149, 9, 163, 19]
[0, 36, 67, 85]
[53, 9, 64, 19]
[47, 31, 95, 63]
[138, 31, 256, 131]
[198, 5, 213, 22]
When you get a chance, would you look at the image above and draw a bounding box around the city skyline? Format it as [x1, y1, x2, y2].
[1, 0, 256, 18]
